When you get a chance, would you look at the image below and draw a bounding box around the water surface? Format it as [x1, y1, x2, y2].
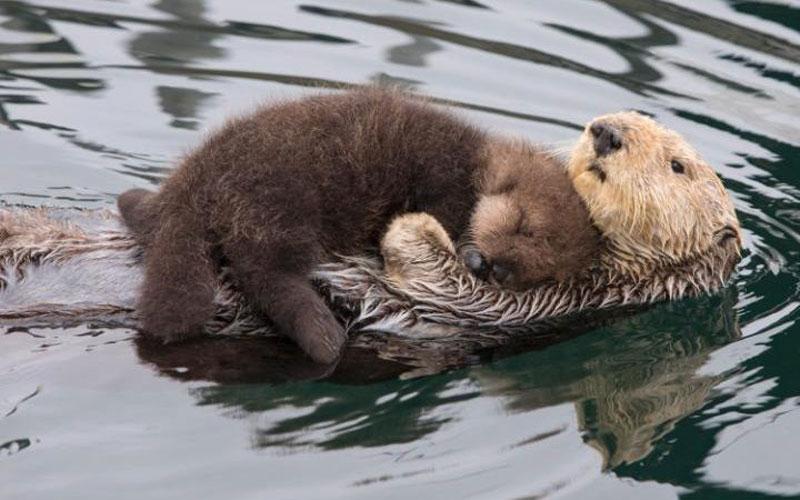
[2, 1, 800, 499]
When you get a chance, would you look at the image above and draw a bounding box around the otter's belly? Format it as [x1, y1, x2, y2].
[0, 209, 140, 328]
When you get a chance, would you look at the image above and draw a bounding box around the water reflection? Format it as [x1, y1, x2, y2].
[135, 288, 740, 467]
[300, 4, 688, 98]
[547, 5, 771, 99]
[128, 0, 221, 130]
[606, 0, 800, 66]
[129, 0, 225, 65]
[386, 33, 441, 67]
[473, 289, 741, 469]
[730, 1, 800, 35]
[0, 2, 101, 129]
[1, 0, 799, 497]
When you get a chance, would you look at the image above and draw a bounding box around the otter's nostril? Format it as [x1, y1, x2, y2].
[591, 122, 622, 157]
[491, 263, 511, 285]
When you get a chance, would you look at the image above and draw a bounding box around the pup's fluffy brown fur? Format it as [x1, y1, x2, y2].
[470, 139, 599, 289]
[119, 88, 597, 363]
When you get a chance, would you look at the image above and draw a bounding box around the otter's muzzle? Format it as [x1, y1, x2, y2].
[590, 122, 622, 157]
[461, 247, 515, 287]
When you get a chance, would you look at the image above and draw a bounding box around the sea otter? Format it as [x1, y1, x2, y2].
[0, 104, 741, 337]
[379, 111, 742, 325]
[117, 87, 599, 364]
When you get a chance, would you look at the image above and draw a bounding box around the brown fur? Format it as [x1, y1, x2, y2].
[470, 139, 600, 289]
[116, 189, 158, 245]
[375, 112, 742, 325]
[118, 88, 597, 364]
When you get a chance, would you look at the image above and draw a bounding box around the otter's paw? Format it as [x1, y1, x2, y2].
[290, 304, 347, 365]
[383, 213, 456, 254]
[381, 213, 456, 285]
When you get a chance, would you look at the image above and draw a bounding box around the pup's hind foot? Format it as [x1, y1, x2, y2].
[137, 280, 215, 343]
[289, 300, 347, 365]
[229, 264, 347, 365]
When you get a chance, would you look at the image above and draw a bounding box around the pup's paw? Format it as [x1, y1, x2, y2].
[137, 283, 214, 343]
[381, 213, 456, 287]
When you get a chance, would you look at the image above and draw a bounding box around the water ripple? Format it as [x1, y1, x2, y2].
[1, 1, 799, 499]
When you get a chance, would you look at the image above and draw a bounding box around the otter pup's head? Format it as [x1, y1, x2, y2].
[465, 140, 601, 290]
[567, 111, 742, 272]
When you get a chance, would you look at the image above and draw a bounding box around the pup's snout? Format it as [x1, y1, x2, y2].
[590, 122, 622, 157]
[460, 247, 514, 286]
[491, 263, 512, 287]
[461, 247, 490, 280]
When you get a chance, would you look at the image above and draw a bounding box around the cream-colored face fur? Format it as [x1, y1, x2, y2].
[568, 112, 741, 264]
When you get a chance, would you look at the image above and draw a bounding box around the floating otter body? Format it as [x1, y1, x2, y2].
[382, 111, 743, 321]
[119, 88, 598, 363]
[0, 207, 599, 335]
[1, 101, 742, 361]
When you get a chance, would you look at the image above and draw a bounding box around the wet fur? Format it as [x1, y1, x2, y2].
[568, 111, 742, 277]
[119, 88, 599, 363]
[120, 88, 600, 364]
[471, 139, 600, 289]
[0, 207, 739, 338]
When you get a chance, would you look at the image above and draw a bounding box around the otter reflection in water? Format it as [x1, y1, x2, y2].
[139, 288, 739, 468]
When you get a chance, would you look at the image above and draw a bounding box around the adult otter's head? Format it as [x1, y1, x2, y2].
[567, 111, 742, 276]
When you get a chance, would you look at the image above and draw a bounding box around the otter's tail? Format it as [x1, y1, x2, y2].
[137, 200, 217, 341]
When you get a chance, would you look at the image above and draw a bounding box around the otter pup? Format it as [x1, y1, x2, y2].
[118, 88, 598, 364]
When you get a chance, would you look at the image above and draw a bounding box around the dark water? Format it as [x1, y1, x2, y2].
[1, 1, 799, 498]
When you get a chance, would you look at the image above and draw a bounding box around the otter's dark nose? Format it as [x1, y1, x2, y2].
[590, 122, 622, 157]
[491, 263, 512, 286]
[462, 247, 490, 280]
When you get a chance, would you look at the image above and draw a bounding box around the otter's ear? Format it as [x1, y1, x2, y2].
[716, 225, 739, 246]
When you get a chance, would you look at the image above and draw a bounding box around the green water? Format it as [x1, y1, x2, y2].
[1, 1, 799, 499]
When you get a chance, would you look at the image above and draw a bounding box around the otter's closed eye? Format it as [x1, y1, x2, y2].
[671, 159, 685, 174]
